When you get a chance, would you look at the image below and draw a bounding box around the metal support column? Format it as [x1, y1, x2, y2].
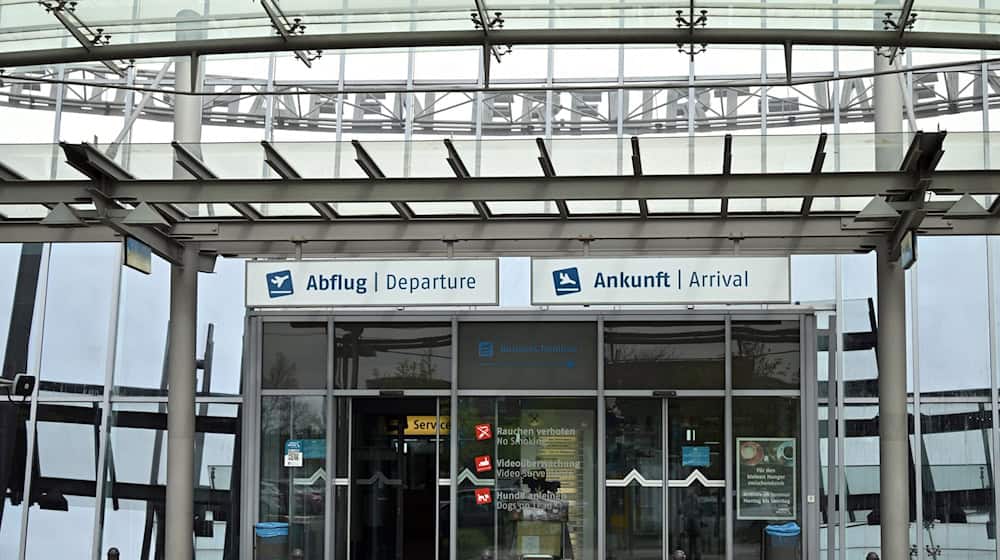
[165, 244, 199, 560]
[873, 50, 905, 168]
[876, 244, 910, 560]
[173, 10, 204, 180]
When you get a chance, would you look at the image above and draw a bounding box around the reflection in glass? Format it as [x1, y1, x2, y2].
[262, 322, 327, 389]
[920, 403, 996, 560]
[0, 400, 28, 559]
[38, 244, 119, 396]
[458, 322, 597, 390]
[260, 396, 326, 560]
[23, 403, 100, 559]
[458, 397, 598, 560]
[604, 322, 725, 390]
[732, 321, 800, 390]
[606, 398, 663, 560]
[669, 399, 725, 560]
[335, 323, 451, 389]
[100, 403, 242, 560]
[733, 397, 800, 560]
[349, 398, 444, 560]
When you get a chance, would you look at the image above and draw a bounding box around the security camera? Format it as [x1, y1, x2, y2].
[0, 373, 36, 399]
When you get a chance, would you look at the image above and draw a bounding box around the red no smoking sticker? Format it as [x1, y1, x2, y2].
[475, 488, 492, 505]
[475, 424, 493, 441]
[475, 455, 492, 473]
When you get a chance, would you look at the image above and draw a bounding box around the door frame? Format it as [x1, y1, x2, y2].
[242, 309, 821, 560]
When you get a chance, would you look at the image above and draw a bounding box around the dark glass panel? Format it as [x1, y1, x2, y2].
[605, 322, 725, 390]
[262, 322, 327, 390]
[334, 323, 451, 389]
[732, 321, 800, 390]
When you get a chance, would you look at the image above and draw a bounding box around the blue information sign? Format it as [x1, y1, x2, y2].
[682, 446, 711, 467]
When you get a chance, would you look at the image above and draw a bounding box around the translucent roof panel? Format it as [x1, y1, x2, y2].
[1, 0, 997, 60]
[567, 199, 640, 215]
[647, 199, 722, 214]
[408, 201, 478, 216]
[0, 203, 49, 219]
[811, 196, 873, 213]
[486, 201, 560, 215]
[172, 203, 243, 218]
[330, 202, 399, 217]
[729, 197, 804, 213]
[250, 203, 320, 217]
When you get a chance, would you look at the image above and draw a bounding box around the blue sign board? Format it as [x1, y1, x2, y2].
[682, 446, 711, 467]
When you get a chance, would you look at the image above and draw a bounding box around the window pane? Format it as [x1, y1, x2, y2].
[262, 322, 327, 390]
[457, 397, 599, 560]
[732, 321, 800, 390]
[733, 397, 801, 560]
[458, 322, 597, 390]
[24, 403, 101, 559]
[334, 323, 451, 389]
[606, 397, 663, 560]
[604, 322, 725, 390]
[260, 396, 326, 560]
[100, 403, 242, 560]
[920, 403, 996, 560]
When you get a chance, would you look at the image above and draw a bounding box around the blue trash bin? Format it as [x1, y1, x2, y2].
[255, 522, 289, 560]
[763, 522, 801, 560]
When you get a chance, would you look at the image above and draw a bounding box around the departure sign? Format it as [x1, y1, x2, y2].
[246, 259, 498, 307]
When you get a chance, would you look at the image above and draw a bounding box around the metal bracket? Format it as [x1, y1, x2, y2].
[675, 0, 708, 60]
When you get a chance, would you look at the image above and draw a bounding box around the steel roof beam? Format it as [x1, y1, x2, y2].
[41, 3, 125, 76]
[885, 131, 947, 258]
[1, 28, 996, 69]
[444, 138, 490, 219]
[61, 142, 135, 183]
[535, 138, 567, 218]
[721, 134, 733, 218]
[171, 141, 261, 221]
[801, 132, 828, 216]
[261, 140, 337, 220]
[4, 170, 993, 206]
[630, 137, 648, 217]
[0, 160, 26, 181]
[260, 0, 315, 68]
[352, 139, 412, 219]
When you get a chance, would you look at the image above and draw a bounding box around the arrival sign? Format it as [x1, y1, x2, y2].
[531, 257, 790, 305]
[246, 259, 499, 307]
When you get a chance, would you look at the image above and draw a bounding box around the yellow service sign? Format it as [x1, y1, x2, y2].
[405, 416, 451, 436]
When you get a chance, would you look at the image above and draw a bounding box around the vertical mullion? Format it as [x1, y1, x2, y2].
[911, 256, 924, 560]
[346, 397, 353, 559]
[826, 313, 839, 560]
[435, 397, 441, 560]
[725, 315, 734, 560]
[597, 318, 606, 560]
[90, 242, 125, 560]
[663, 396, 670, 560]
[326, 317, 335, 560]
[17, 244, 52, 560]
[988, 237, 1000, 560]
[449, 317, 458, 560]
[835, 257, 848, 560]
[240, 315, 259, 560]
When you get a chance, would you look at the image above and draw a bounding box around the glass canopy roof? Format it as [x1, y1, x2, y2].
[0, 131, 996, 221]
[0, 0, 996, 58]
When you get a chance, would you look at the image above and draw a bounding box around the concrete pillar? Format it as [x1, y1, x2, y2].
[876, 244, 909, 560]
[873, 47, 904, 169]
[165, 244, 198, 560]
[165, 10, 203, 560]
[173, 9, 203, 181]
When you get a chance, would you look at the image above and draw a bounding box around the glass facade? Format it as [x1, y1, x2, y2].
[0, 7, 998, 559]
[245, 315, 809, 560]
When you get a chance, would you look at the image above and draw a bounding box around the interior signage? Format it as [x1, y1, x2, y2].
[737, 437, 797, 520]
[246, 259, 499, 307]
[531, 257, 790, 305]
[403, 415, 451, 436]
